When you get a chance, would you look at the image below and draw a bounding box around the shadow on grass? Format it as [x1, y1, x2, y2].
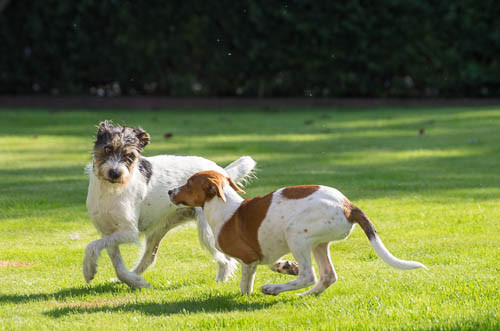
[44, 292, 288, 318]
[0, 283, 124, 305]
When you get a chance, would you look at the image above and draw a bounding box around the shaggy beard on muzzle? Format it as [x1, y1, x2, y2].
[94, 155, 134, 185]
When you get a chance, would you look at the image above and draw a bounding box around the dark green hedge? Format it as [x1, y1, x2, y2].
[1, 1, 499, 97]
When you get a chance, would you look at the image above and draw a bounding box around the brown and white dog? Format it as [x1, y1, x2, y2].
[169, 170, 427, 296]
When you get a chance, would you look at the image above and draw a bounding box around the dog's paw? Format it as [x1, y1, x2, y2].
[119, 273, 151, 289]
[83, 243, 100, 283]
[260, 284, 282, 296]
[131, 279, 151, 289]
[82, 255, 98, 283]
[215, 256, 238, 282]
[134, 278, 151, 289]
[271, 260, 299, 276]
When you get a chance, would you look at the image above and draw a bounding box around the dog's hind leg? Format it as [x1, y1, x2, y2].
[195, 207, 238, 282]
[132, 225, 173, 275]
[299, 242, 337, 296]
[107, 245, 150, 288]
[261, 238, 317, 296]
[133, 208, 194, 275]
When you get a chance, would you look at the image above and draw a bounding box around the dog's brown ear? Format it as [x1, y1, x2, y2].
[207, 178, 226, 203]
[227, 177, 246, 194]
[134, 127, 150, 149]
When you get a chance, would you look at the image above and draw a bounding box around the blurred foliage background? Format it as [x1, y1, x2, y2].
[1, 0, 499, 97]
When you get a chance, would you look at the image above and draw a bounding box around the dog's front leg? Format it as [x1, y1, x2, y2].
[107, 245, 150, 288]
[195, 207, 238, 282]
[240, 262, 258, 295]
[83, 230, 139, 285]
[83, 238, 105, 283]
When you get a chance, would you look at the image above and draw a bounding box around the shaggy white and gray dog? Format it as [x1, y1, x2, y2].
[83, 121, 259, 288]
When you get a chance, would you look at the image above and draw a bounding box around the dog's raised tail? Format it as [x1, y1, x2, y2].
[343, 200, 428, 270]
[224, 156, 257, 185]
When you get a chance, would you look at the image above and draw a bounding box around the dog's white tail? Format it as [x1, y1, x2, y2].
[224, 156, 257, 184]
[346, 203, 428, 270]
[370, 235, 427, 270]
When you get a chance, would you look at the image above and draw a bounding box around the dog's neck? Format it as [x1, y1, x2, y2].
[203, 185, 244, 230]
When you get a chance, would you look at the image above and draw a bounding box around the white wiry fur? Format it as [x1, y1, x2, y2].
[84, 155, 255, 288]
[185, 179, 426, 296]
[224, 156, 257, 186]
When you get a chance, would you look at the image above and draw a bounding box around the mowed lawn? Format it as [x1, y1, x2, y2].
[0, 107, 499, 330]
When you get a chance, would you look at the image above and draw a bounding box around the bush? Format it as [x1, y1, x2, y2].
[1, 0, 499, 97]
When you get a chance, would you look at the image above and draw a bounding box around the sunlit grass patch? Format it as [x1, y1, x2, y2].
[0, 107, 499, 330]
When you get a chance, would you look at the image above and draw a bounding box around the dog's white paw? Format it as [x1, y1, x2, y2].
[261, 284, 282, 296]
[272, 260, 299, 276]
[215, 256, 238, 282]
[83, 245, 99, 283]
[130, 278, 151, 289]
[111, 275, 150, 289]
[83, 259, 97, 283]
[134, 275, 151, 289]
[118, 272, 151, 289]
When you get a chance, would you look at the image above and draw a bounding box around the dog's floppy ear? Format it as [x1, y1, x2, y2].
[134, 127, 151, 149]
[207, 178, 226, 203]
[227, 177, 246, 194]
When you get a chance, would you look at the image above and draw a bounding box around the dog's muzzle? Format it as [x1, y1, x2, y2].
[108, 169, 122, 180]
[168, 188, 187, 206]
[168, 189, 179, 204]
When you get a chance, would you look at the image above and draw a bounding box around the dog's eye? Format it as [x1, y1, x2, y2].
[123, 153, 135, 164]
[186, 183, 191, 188]
[104, 146, 112, 154]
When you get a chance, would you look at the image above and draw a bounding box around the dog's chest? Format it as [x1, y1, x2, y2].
[87, 177, 143, 235]
[88, 196, 138, 235]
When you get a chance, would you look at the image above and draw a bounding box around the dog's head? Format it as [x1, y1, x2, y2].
[92, 121, 150, 184]
[169, 170, 245, 207]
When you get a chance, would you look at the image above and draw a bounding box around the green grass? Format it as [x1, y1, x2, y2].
[0, 107, 499, 330]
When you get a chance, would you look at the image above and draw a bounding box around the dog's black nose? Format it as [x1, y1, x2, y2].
[168, 190, 173, 195]
[109, 169, 121, 180]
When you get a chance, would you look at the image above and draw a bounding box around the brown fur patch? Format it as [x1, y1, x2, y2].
[281, 185, 320, 199]
[218, 193, 274, 264]
[0, 261, 30, 268]
[342, 199, 377, 240]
